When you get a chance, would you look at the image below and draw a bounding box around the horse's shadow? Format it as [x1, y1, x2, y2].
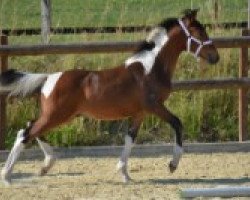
[149, 177, 250, 185]
[8, 173, 250, 187]
[46, 172, 86, 177]
[10, 171, 85, 181]
[12, 172, 34, 180]
[102, 177, 250, 186]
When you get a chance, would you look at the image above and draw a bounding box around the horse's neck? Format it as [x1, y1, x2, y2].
[153, 34, 184, 81]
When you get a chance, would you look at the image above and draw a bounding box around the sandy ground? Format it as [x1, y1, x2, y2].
[0, 153, 250, 200]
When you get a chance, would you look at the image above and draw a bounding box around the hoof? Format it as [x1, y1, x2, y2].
[122, 175, 132, 183]
[39, 167, 48, 176]
[1, 168, 11, 186]
[116, 161, 132, 183]
[169, 161, 177, 173]
[39, 156, 56, 176]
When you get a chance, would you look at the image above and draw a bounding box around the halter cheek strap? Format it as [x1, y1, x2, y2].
[178, 19, 212, 57]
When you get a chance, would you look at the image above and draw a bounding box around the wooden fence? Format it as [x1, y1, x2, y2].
[0, 33, 250, 149]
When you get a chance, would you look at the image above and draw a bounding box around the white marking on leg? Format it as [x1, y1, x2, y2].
[119, 135, 133, 165]
[1, 129, 25, 185]
[41, 72, 63, 98]
[125, 27, 168, 74]
[36, 138, 56, 176]
[172, 144, 183, 167]
[117, 135, 133, 183]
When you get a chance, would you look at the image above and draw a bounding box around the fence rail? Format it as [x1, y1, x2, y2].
[0, 78, 249, 95]
[1, 21, 249, 36]
[0, 35, 249, 149]
[0, 37, 250, 56]
[173, 78, 250, 91]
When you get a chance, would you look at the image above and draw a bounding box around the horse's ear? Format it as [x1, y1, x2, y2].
[182, 8, 199, 22]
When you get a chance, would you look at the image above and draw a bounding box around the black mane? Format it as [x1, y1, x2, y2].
[135, 18, 179, 53]
[135, 41, 155, 53]
[158, 18, 179, 32]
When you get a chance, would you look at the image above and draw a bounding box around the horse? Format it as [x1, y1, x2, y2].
[1, 9, 219, 185]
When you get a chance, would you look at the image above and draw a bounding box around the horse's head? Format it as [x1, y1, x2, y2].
[179, 9, 219, 64]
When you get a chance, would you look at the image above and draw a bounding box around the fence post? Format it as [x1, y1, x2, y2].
[239, 30, 249, 141]
[214, 0, 218, 21]
[213, 0, 219, 29]
[41, 0, 51, 44]
[0, 35, 8, 150]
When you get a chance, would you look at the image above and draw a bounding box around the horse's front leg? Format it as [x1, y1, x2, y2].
[117, 115, 143, 183]
[147, 103, 183, 173]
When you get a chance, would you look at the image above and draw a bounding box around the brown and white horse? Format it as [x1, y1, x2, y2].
[1, 9, 219, 185]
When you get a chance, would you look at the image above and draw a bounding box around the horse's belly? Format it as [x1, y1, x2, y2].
[80, 101, 141, 120]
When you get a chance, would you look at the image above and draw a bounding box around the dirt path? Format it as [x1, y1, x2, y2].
[0, 153, 250, 199]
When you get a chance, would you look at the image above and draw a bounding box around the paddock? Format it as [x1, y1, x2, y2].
[0, 145, 249, 200]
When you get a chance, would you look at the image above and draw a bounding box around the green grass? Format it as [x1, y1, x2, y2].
[0, 0, 247, 29]
[0, 0, 248, 148]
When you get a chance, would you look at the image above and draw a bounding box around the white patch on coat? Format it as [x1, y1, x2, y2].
[117, 135, 133, 182]
[125, 27, 169, 74]
[117, 135, 133, 170]
[1, 129, 25, 185]
[117, 160, 126, 171]
[121, 135, 133, 162]
[36, 138, 54, 159]
[172, 144, 183, 167]
[41, 72, 63, 98]
[36, 138, 55, 170]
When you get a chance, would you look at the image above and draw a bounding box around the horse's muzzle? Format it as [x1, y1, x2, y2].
[208, 53, 220, 65]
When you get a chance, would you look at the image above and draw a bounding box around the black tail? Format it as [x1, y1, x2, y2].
[0, 69, 48, 97]
[0, 69, 25, 85]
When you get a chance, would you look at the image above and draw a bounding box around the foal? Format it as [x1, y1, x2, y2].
[1, 9, 219, 184]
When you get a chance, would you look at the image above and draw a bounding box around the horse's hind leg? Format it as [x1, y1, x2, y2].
[17, 121, 56, 176]
[36, 137, 56, 176]
[1, 121, 35, 185]
[25, 115, 69, 177]
[117, 115, 143, 183]
[1, 112, 72, 185]
[1, 129, 26, 185]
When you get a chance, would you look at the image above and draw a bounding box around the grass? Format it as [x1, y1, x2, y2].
[0, 0, 247, 29]
[0, 0, 249, 148]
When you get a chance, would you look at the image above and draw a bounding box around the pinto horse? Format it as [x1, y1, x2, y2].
[1, 9, 219, 185]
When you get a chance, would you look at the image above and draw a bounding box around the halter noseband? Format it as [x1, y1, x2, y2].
[178, 19, 212, 57]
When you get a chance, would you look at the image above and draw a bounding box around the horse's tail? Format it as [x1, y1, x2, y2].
[0, 69, 48, 97]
